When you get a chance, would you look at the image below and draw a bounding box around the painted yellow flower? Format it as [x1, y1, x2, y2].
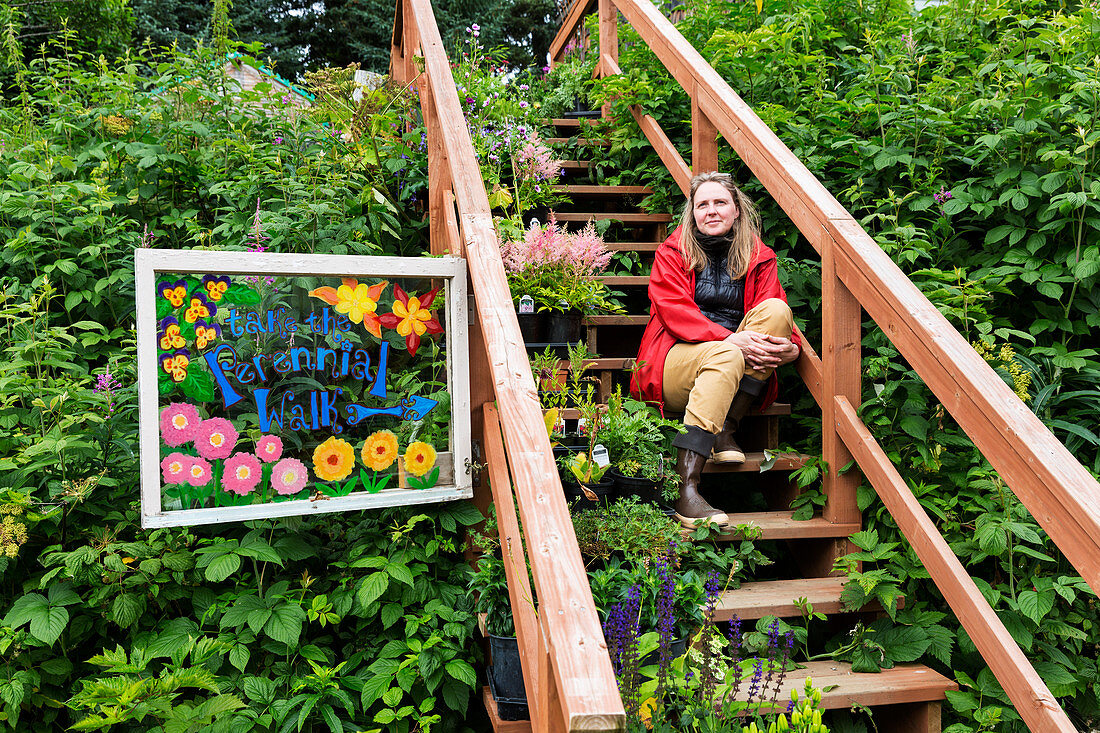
[361, 430, 399, 472]
[308, 278, 388, 336]
[312, 436, 355, 482]
[403, 441, 437, 478]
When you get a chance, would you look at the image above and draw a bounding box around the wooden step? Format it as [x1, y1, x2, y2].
[555, 403, 792, 420]
[754, 662, 955, 712]
[714, 511, 861, 541]
[713, 577, 901, 622]
[605, 241, 661, 252]
[553, 211, 673, 223]
[703, 451, 812, 473]
[552, 185, 653, 196]
[482, 686, 530, 732]
[559, 160, 592, 171]
[546, 137, 611, 146]
[585, 315, 648, 327]
[549, 117, 594, 128]
[599, 275, 649, 286]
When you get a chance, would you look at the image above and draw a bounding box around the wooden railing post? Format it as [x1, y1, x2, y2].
[421, 84, 452, 256]
[691, 89, 717, 175]
[820, 232, 862, 572]
[598, 0, 617, 118]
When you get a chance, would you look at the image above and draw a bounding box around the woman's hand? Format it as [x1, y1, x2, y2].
[723, 331, 800, 371]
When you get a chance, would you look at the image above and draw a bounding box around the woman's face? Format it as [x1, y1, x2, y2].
[692, 181, 739, 237]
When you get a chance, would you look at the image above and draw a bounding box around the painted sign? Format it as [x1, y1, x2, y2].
[135, 250, 471, 528]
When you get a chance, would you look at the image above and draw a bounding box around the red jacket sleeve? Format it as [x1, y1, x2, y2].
[649, 237, 732, 343]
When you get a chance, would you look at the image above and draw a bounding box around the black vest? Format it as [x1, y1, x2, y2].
[694, 238, 745, 331]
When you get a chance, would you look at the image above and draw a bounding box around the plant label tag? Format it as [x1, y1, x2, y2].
[518, 295, 535, 314]
[592, 444, 610, 468]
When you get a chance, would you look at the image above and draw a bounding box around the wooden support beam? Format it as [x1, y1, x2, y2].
[550, 0, 595, 65]
[834, 396, 1077, 733]
[482, 404, 542, 721]
[821, 237, 861, 532]
[598, 0, 617, 118]
[792, 324, 822, 407]
[691, 87, 718, 175]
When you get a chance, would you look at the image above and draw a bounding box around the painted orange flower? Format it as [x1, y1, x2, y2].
[158, 317, 185, 351]
[183, 294, 216, 324]
[159, 279, 188, 307]
[194, 320, 222, 350]
[361, 430, 399, 471]
[379, 285, 443, 356]
[312, 436, 355, 482]
[308, 278, 388, 336]
[403, 441, 437, 478]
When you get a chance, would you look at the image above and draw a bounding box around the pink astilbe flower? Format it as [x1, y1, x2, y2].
[187, 457, 213, 487]
[160, 403, 201, 447]
[256, 435, 283, 463]
[515, 139, 562, 182]
[570, 222, 613, 273]
[161, 452, 192, 485]
[223, 453, 262, 495]
[194, 418, 239, 460]
[271, 457, 309, 495]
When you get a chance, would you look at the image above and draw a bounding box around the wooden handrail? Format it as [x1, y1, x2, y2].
[587, 0, 1100, 729]
[392, 1, 626, 730]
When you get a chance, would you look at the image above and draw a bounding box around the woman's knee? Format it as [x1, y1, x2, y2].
[747, 298, 793, 335]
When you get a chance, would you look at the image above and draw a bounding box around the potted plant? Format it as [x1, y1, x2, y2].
[600, 389, 684, 505]
[469, 554, 529, 720]
[560, 400, 613, 508]
[499, 215, 622, 347]
[571, 496, 683, 565]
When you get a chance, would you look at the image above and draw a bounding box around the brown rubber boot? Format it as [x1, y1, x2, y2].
[711, 375, 768, 464]
[673, 447, 729, 529]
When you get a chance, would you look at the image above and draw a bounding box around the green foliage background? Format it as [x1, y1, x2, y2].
[0, 25, 490, 731]
[586, 0, 1100, 730]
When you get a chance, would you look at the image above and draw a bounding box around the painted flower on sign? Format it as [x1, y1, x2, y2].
[160, 350, 190, 383]
[187, 457, 213, 486]
[183, 293, 216, 324]
[202, 275, 231, 302]
[161, 452, 192, 484]
[158, 316, 186, 351]
[308, 278, 389, 336]
[193, 320, 222, 350]
[361, 430, 399, 471]
[272, 457, 309, 495]
[380, 285, 443, 356]
[256, 435, 283, 463]
[195, 417, 239, 460]
[158, 279, 188, 307]
[223, 453, 262, 495]
[160, 402, 200, 446]
[312, 436, 355, 482]
[403, 441, 437, 477]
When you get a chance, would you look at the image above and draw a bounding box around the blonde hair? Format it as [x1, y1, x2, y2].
[677, 172, 761, 280]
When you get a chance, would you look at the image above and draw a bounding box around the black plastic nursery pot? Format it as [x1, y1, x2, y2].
[607, 468, 661, 504]
[488, 634, 529, 720]
[516, 311, 545, 343]
[562, 478, 615, 510]
[545, 310, 583, 344]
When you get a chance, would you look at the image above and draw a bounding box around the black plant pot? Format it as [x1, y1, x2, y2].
[517, 311, 545, 343]
[545, 310, 583, 344]
[488, 634, 529, 720]
[608, 468, 661, 504]
[562, 478, 615, 509]
[640, 635, 689, 667]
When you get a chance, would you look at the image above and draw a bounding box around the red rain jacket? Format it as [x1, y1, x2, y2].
[629, 227, 801, 412]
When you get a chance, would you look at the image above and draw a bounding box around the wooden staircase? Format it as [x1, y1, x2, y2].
[482, 116, 956, 732]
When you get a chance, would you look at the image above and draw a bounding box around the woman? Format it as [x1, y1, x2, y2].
[630, 172, 801, 528]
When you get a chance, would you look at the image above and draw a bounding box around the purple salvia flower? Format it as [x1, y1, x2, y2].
[934, 185, 954, 205]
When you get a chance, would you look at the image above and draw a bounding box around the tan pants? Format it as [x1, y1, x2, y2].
[662, 298, 794, 434]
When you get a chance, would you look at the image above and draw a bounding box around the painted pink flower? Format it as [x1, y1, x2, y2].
[256, 435, 283, 463]
[186, 457, 212, 487]
[271, 457, 308, 495]
[223, 453, 262, 495]
[159, 403, 200, 447]
[194, 418, 238, 460]
[161, 452, 192, 485]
